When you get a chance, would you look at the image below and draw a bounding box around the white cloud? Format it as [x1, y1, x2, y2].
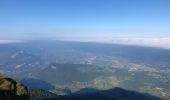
[0, 40, 22, 44]
[108, 38, 170, 49]
[60, 37, 170, 49]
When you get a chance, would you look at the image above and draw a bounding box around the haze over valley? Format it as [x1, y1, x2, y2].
[0, 0, 170, 99]
[0, 40, 170, 99]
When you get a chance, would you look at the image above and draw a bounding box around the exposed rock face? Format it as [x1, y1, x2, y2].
[0, 75, 29, 100]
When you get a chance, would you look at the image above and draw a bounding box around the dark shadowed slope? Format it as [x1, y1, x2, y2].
[28, 89, 59, 100]
[63, 87, 161, 100]
[27, 87, 162, 100]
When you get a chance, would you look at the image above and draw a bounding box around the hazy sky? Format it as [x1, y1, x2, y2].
[0, 0, 170, 39]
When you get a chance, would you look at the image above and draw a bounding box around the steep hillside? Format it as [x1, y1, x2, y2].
[0, 74, 29, 100]
[28, 89, 59, 100]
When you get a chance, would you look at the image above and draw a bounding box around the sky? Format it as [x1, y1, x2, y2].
[0, 0, 170, 40]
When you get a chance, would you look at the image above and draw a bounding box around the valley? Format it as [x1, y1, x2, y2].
[0, 40, 170, 99]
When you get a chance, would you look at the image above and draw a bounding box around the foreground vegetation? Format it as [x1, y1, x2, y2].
[0, 74, 29, 100]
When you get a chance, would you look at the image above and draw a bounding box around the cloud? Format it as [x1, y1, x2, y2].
[60, 37, 170, 49]
[0, 40, 22, 44]
[108, 38, 170, 49]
